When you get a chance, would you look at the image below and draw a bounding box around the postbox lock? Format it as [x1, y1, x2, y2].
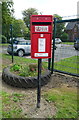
[40, 34, 44, 37]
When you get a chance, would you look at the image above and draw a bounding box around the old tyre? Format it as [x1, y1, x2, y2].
[2, 67, 51, 88]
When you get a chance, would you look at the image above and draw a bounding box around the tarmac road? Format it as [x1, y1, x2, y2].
[54, 44, 79, 62]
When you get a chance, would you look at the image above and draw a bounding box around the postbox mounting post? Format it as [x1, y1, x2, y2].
[37, 59, 42, 108]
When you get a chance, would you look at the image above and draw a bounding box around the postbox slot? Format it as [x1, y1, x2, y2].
[31, 15, 53, 22]
[32, 22, 51, 25]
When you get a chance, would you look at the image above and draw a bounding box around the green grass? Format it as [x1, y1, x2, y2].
[0, 43, 9, 46]
[62, 42, 74, 45]
[44, 86, 78, 118]
[2, 91, 25, 118]
[2, 53, 48, 77]
[0, 92, 2, 118]
[2, 53, 37, 64]
[54, 56, 79, 74]
[2, 53, 79, 75]
[2, 53, 37, 69]
[2, 54, 79, 75]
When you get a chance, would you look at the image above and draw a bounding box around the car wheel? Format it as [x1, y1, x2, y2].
[18, 50, 24, 57]
[75, 48, 78, 50]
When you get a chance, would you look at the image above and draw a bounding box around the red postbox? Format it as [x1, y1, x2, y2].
[30, 15, 53, 59]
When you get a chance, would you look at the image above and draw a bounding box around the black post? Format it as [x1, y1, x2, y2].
[48, 58, 51, 70]
[10, 24, 14, 63]
[37, 59, 42, 108]
[51, 18, 56, 74]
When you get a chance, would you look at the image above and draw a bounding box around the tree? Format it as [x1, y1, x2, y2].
[2, 0, 14, 42]
[12, 19, 29, 39]
[0, 35, 7, 43]
[22, 8, 38, 29]
[61, 32, 69, 42]
[53, 14, 65, 39]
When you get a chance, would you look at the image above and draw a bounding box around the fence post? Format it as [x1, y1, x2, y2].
[48, 58, 51, 70]
[51, 18, 56, 74]
[10, 24, 14, 63]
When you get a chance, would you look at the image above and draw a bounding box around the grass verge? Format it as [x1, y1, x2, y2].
[2, 91, 25, 118]
[62, 42, 74, 45]
[44, 85, 78, 118]
[54, 56, 79, 74]
[0, 43, 9, 47]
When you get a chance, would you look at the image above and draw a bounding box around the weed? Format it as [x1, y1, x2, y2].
[44, 87, 78, 118]
[10, 64, 22, 71]
[12, 93, 25, 102]
[10, 62, 47, 77]
[2, 91, 24, 118]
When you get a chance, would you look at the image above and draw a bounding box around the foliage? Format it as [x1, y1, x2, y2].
[10, 62, 46, 77]
[22, 8, 38, 29]
[53, 14, 66, 39]
[10, 64, 22, 71]
[2, 53, 48, 77]
[2, 0, 30, 41]
[24, 28, 30, 40]
[0, 35, 7, 43]
[12, 19, 29, 38]
[22, 8, 38, 39]
[2, 0, 14, 41]
[61, 32, 69, 42]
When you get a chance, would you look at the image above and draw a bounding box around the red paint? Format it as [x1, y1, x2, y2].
[30, 15, 53, 59]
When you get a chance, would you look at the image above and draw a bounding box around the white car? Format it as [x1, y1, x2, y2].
[7, 40, 31, 57]
[55, 38, 62, 44]
[52, 38, 62, 44]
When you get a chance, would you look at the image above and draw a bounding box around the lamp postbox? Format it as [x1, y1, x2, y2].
[30, 15, 53, 59]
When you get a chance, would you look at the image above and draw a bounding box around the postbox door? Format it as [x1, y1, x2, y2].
[31, 33, 52, 58]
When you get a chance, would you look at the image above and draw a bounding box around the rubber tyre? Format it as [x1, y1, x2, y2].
[2, 67, 51, 88]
